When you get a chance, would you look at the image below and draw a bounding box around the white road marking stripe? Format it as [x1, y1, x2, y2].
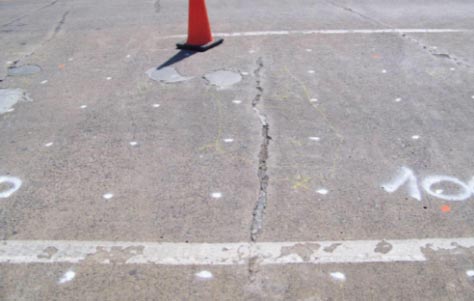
[0, 238, 473, 265]
[160, 29, 470, 39]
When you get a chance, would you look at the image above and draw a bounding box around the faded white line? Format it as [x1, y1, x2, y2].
[0, 238, 473, 265]
[160, 29, 470, 40]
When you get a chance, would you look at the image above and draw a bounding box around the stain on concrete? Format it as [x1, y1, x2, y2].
[323, 243, 342, 253]
[0, 88, 32, 114]
[7, 64, 41, 76]
[279, 243, 320, 261]
[146, 66, 192, 83]
[374, 240, 393, 254]
[204, 70, 242, 89]
[84, 246, 144, 264]
[37, 246, 59, 259]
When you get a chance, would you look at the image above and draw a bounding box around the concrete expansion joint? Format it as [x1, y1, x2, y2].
[250, 57, 271, 245]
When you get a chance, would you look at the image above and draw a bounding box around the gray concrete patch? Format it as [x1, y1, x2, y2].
[7, 64, 41, 76]
[203, 70, 242, 89]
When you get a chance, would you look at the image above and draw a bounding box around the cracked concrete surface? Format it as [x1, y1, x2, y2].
[1, 0, 474, 299]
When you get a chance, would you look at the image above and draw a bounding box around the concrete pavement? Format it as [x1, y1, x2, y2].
[1, 0, 474, 300]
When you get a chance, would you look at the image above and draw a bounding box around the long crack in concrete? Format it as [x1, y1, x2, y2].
[250, 57, 270, 243]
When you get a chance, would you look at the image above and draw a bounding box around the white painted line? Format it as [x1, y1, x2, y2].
[160, 29, 470, 40]
[1, 238, 473, 265]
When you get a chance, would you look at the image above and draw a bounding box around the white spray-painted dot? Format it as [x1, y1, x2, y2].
[40, 80, 48, 85]
[103, 193, 114, 200]
[395, 97, 402, 102]
[6, 61, 13, 65]
[68, 58, 74, 62]
[232, 100, 242, 104]
[308, 137, 320, 141]
[330, 272, 346, 282]
[211, 192, 222, 199]
[450, 67, 456, 71]
[195, 270, 213, 280]
[306, 49, 312, 52]
[106, 77, 112, 81]
[317, 188, 329, 195]
[382, 69, 387, 74]
[0, 176, 22, 199]
[471, 95, 474, 99]
[310, 98, 318, 103]
[152, 104, 160, 108]
[308, 70, 315, 74]
[130, 141, 138, 146]
[80, 105, 87, 109]
[249, 50, 256, 54]
[126, 54, 131, 58]
[223, 138, 234, 143]
[58, 270, 75, 284]
[411, 135, 420, 140]
[432, 46, 438, 50]
[466, 270, 474, 277]
[45, 142, 54, 147]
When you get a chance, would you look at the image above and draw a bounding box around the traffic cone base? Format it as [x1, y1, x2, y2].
[176, 37, 223, 52]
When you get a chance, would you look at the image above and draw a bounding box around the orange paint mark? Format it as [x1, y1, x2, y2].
[441, 205, 451, 213]
[372, 54, 381, 59]
[58, 64, 65, 70]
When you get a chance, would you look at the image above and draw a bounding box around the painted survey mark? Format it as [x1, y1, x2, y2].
[0, 176, 22, 198]
[382, 166, 474, 202]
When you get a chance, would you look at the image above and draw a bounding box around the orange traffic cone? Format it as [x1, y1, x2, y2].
[177, 0, 223, 52]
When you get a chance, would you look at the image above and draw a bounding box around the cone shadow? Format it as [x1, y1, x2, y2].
[157, 50, 197, 70]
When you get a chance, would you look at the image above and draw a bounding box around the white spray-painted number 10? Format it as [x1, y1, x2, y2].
[382, 166, 474, 202]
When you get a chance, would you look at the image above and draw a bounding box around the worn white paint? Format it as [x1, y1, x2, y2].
[330, 272, 346, 282]
[232, 100, 242, 104]
[422, 176, 472, 202]
[310, 98, 318, 103]
[45, 142, 54, 147]
[381, 69, 387, 74]
[0, 238, 473, 265]
[195, 270, 213, 279]
[106, 77, 112, 81]
[58, 270, 75, 284]
[130, 141, 138, 146]
[309, 137, 321, 141]
[160, 29, 469, 40]
[411, 135, 420, 140]
[0, 176, 22, 199]
[223, 138, 234, 143]
[41, 80, 48, 85]
[382, 167, 421, 201]
[308, 70, 315, 74]
[395, 97, 402, 102]
[103, 193, 114, 200]
[211, 192, 222, 199]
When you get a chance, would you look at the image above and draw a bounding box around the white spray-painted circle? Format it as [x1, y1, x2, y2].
[422, 176, 472, 201]
[330, 272, 346, 281]
[103, 193, 114, 200]
[0, 176, 23, 199]
[195, 270, 213, 280]
[317, 188, 329, 195]
[58, 270, 75, 284]
[211, 192, 222, 199]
